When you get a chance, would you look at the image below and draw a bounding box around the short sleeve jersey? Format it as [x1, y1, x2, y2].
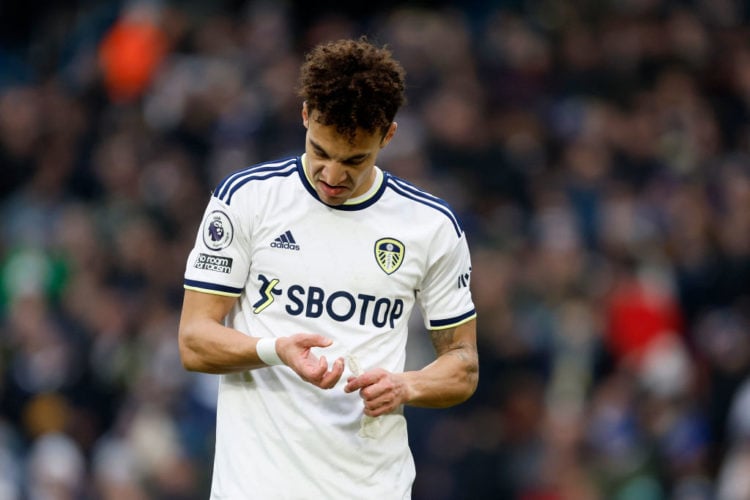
[184, 155, 476, 499]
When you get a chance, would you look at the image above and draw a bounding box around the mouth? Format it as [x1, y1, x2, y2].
[318, 181, 349, 199]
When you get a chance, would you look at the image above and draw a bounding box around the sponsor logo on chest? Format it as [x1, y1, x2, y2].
[252, 274, 404, 329]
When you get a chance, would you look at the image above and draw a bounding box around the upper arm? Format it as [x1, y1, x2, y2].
[429, 318, 477, 361]
[179, 289, 237, 338]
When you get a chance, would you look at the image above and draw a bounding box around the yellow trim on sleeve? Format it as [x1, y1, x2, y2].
[429, 313, 477, 331]
[184, 285, 242, 298]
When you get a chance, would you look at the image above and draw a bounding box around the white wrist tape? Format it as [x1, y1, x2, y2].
[256, 338, 284, 366]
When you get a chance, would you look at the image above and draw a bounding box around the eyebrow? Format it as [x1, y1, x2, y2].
[309, 138, 371, 163]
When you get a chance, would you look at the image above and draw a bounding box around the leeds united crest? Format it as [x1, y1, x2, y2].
[374, 238, 405, 275]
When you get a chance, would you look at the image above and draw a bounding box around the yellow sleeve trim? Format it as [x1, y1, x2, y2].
[429, 313, 477, 331]
[184, 285, 242, 298]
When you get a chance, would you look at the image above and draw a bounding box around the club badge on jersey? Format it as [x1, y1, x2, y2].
[374, 237, 404, 275]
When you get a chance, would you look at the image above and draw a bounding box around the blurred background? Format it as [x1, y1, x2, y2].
[1, 0, 749, 498]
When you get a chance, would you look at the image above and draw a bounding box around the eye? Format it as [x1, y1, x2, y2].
[343, 158, 366, 167]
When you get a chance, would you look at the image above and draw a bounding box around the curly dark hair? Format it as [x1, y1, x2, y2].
[298, 37, 406, 142]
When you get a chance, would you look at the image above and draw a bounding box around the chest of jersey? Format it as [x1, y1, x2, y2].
[244, 195, 428, 333]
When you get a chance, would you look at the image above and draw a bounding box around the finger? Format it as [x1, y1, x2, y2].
[300, 356, 327, 382]
[332, 356, 345, 375]
[359, 381, 390, 402]
[365, 404, 392, 417]
[310, 355, 329, 381]
[363, 391, 394, 408]
[363, 396, 395, 416]
[319, 358, 345, 389]
[344, 370, 384, 393]
[344, 375, 366, 393]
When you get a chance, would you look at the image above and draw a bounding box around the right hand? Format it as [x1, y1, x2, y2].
[276, 334, 345, 389]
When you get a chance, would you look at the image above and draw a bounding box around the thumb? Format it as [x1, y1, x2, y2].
[295, 333, 333, 348]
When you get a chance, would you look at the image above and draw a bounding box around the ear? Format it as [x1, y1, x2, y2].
[380, 122, 398, 148]
[302, 102, 309, 128]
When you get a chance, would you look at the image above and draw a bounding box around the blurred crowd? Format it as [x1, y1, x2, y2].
[1, 0, 750, 498]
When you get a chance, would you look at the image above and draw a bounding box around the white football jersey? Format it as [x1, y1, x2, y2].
[184, 154, 476, 499]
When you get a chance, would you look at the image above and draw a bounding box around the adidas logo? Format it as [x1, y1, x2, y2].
[270, 230, 300, 251]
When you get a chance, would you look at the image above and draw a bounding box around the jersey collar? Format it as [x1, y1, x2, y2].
[297, 154, 387, 210]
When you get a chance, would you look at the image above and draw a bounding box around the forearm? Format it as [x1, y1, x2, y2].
[403, 343, 478, 408]
[179, 318, 266, 374]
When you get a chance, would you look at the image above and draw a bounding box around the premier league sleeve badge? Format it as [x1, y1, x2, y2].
[202, 210, 234, 250]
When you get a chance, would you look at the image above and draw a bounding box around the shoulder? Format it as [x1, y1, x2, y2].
[383, 172, 464, 238]
[211, 156, 300, 206]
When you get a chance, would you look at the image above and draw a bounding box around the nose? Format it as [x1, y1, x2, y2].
[320, 161, 347, 186]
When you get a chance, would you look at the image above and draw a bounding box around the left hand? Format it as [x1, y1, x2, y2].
[344, 368, 410, 417]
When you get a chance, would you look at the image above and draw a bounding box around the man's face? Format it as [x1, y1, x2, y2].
[302, 104, 396, 206]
